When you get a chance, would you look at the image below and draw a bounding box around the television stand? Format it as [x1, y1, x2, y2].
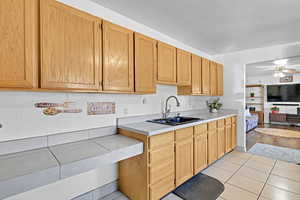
[269, 113, 300, 124]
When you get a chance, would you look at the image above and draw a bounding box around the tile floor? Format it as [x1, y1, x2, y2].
[162, 150, 300, 200]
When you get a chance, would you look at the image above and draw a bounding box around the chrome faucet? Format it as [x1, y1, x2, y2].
[162, 96, 181, 119]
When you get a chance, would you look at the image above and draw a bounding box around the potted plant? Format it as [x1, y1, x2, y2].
[271, 106, 279, 114]
[250, 92, 255, 97]
[207, 98, 223, 113]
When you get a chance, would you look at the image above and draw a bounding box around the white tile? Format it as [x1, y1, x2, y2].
[100, 191, 123, 200]
[202, 166, 234, 183]
[228, 174, 265, 194]
[235, 166, 269, 182]
[0, 136, 47, 156]
[0, 148, 58, 181]
[212, 159, 241, 173]
[93, 181, 118, 200]
[88, 126, 116, 139]
[48, 129, 90, 146]
[248, 155, 276, 166]
[220, 183, 258, 200]
[72, 192, 93, 200]
[244, 159, 274, 174]
[261, 184, 300, 200]
[267, 175, 300, 194]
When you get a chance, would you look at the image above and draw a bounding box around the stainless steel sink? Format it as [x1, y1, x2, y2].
[147, 116, 203, 126]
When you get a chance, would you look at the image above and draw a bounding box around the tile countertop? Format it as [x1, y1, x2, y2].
[0, 135, 143, 199]
[118, 109, 238, 136]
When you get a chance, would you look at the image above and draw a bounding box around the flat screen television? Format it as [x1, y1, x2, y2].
[267, 84, 300, 102]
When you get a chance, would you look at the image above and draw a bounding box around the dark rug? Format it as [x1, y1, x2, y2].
[173, 173, 224, 200]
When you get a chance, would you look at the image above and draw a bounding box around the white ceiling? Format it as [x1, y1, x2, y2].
[91, 0, 300, 55]
[246, 56, 300, 76]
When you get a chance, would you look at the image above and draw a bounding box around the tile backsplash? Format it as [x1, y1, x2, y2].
[0, 85, 213, 142]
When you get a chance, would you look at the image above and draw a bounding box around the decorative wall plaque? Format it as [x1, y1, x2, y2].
[35, 101, 82, 116]
[87, 102, 115, 115]
[280, 75, 293, 83]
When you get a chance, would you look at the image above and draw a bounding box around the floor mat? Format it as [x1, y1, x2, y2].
[255, 128, 300, 138]
[249, 143, 300, 163]
[173, 173, 224, 200]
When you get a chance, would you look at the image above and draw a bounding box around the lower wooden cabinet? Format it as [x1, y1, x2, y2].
[208, 121, 218, 164]
[217, 119, 225, 158]
[225, 118, 232, 153]
[194, 124, 208, 174]
[119, 116, 237, 200]
[175, 127, 194, 186]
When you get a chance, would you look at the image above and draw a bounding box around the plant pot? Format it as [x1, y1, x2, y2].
[272, 110, 279, 114]
[211, 108, 218, 113]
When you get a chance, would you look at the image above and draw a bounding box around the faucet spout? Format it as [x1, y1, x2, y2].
[163, 96, 181, 119]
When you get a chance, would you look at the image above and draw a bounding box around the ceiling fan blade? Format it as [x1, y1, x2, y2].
[282, 69, 297, 73]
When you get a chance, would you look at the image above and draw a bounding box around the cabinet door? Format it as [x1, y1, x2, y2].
[175, 128, 194, 186]
[210, 61, 218, 96]
[177, 49, 191, 86]
[175, 138, 194, 186]
[191, 54, 202, 94]
[40, 0, 101, 90]
[0, 0, 38, 88]
[157, 42, 177, 84]
[201, 58, 210, 95]
[217, 120, 225, 158]
[231, 117, 237, 149]
[225, 124, 232, 153]
[208, 122, 218, 164]
[103, 21, 134, 92]
[194, 133, 207, 174]
[217, 64, 224, 96]
[134, 33, 157, 94]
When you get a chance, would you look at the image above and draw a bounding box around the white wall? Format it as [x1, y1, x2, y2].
[214, 42, 300, 151]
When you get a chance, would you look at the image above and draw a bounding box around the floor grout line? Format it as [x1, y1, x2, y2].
[256, 159, 277, 200]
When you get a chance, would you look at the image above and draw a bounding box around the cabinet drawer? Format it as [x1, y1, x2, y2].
[225, 118, 232, 125]
[194, 124, 207, 136]
[149, 161, 174, 185]
[175, 127, 193, 141]
[149, 144, 174, 165]
[150, 175, 175, 200]
[208, 121, 217, 130]
[149, 131, 174, 150]
[217, 119, 225, 128]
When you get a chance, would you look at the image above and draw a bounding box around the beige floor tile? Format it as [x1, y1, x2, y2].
[275, 160, 300, 171]
[258, 197, 269, 200]
[221, 154, 249, 165]
[228, 174, 265, 194]
[272, 167, 300, 182]
[267, 175, 300, 194]
[216, 197, 225, 200]
[249, 155, 276, 166]
[230, 151, 253, 159]
[235, 166, 269, 182]
[202, 166, 234, 183]
[261, 185, 300, 200]
[212, 159, 241, 173]
[220, 183, 258, 200]
[161, 193, 183, 200]
[244, 159, 274, 174]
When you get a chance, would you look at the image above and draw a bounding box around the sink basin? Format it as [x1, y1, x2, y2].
[147, 116, 203, 126]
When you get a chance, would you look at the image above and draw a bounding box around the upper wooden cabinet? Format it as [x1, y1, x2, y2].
[40, 0, 101, 90]
[157, 42, 177, 85]
[0, 0, 39, 88]
[210, 61, 218, 96]
[177, 54, 202, 95]
[103, 21, 134, 92]
[217, 63, 224, 96]
[177, 49, 191, 86]
[202, 58, 211, 95]
[135, 33, 157, 94]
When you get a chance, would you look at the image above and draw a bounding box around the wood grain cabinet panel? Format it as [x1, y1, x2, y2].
[194, 124, 208, 174]
[134, 33, 157, 94]
[157, 42, 177, 84]
[103, 21, 134, 92]
[231, 117, 237, 149]
[210, 61, 218, 96]
[225, 118, 232, 153]
[217, 119, 225, 158]
[201, 58, 210, 95]
[177, 54, 202, 95]
[217, 63, 224, 96]
[208, 121, 218, 164]
[40, 0, 102, 90]
[175, 127, 194, 186]
[177, 49, 191, 86]
[0, 0, 38, 88]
